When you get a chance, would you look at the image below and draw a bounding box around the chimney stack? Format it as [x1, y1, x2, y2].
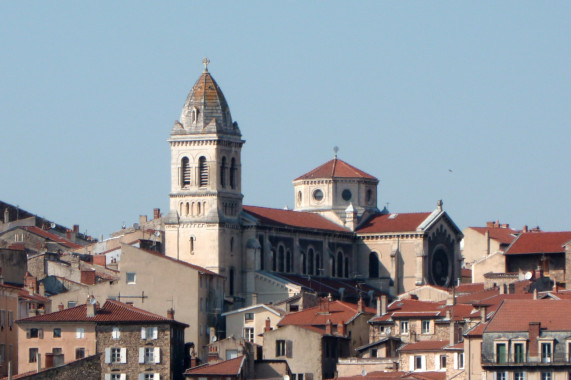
[528, 322, 541, 358]
[153, 208, 161, 220]
[480, 305, 487, 322]
[357, 297, 364, 313]
[139, 215, 148, 225]
[381, 295, 388, 315]
[376, 297, 381, 316]
[523, 225, 528, 233]
[325, 319, 332, 335]
[38, 283, 45, 297]
[58, 303, 64, 311]
[86, 296, 96, 318]
[167, 308, 175, 320]
[73, 224, 79, 233]
[264, 317, 272, 332]
[81, 270, 96, 285]
[449, 321, 455, 345]
[337, 321, 346, 336]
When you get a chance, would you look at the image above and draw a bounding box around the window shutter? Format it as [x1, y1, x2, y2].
[152, 327, 158, 340]
[38, 328, 44, 339]
[409, 356, 414, 371]
[139, 374, 144, 380]
[154, 373, 160, 380]
[154, 347, 160, 364]
[105, 348, 111, 364]
[454, 353, 458, 369]
[1, 310, 5, 327]
[8, 311, 13, 328]
[26, 329, 31, 339]
[120, 375, 126, 380]
[141, 327, 147, 339]
[286, 340, 293, 358]
[76, 329, 81, 339]
[421, 356, 426, 370]
[120, 347, 127, 363]
[435, 355, 440, 370]
[104, 374, 111, 380]
[139, 347, 145, 363]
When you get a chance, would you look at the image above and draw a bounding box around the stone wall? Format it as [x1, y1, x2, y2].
[11, 354, 101, 380]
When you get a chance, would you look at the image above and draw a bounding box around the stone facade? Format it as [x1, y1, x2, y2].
[8, 354, 101, 380]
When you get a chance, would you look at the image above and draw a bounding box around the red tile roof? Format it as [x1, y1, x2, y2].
[22, 226, 83, 249]
[455, 283, 484, 294]
[399, 340, 450, 352]
[295, 158, 377, 181]
[278, 300, 374, 327]
[17, 299, 187, 325]
[243, 205, 349, 232]
[466, 321, 488, 337]
[370, 299, 444, 322]
[333, 371, 410, 380]
[504, 231, 571, 255]
[407, 372, 447, 380]
[357, 213, 431, 234]
[185, 356, 244, 376]
[469, 226, 518, 245]
[485, 299, 571, 332]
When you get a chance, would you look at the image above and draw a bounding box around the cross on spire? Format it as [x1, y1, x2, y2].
[202, 57, 210, 72]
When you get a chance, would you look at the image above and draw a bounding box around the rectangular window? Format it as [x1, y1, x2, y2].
[541, 343, 552, 363]
[421, 320, 430, 334]
[244, 327, 254, 342]
[514, 342, 525, 363]
[515, 372, 525, 380]
[52, 348, 62, 354]
[458, 353, 464, 369]
[244, 312, 254, 321]
[68, 301, 77, 308]
[541, 372, 552, 380]
[112, 327, 120, 340]
[76, 348, 85, 359]
[76, 328, 85, 339]
[110, 375, 122, 380]
[440, 355, 447, 369]
[276, 340, 286, 357]
[29, 328, 40, 338]
[496, 343, 507, 364]
[371, 349, 378, 358]
[226, 350, 238, 360]
[29, 348, 38, 363]
[126, 272, 136, 284]
[144, 347, 154, 364]
[414, 355, 423, 370]
[53, 328, 61, 338]
[400, 321, 409, 334]
[495, 372, 507, 380]
[141, 326, 158, 340]
[111, 348, 122, 363]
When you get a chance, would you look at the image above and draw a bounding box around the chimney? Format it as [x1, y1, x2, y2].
[153, 208, 161, 220]
[264, 317, 272, 332]
[523, 225, 528, 233]
[486, 221, 494, 228]
[528, 322, 541, 358]
[447, 288, 456, 305]
[86, 296, 96, 318]
[45, 353, 54, 369]
[533, 289, 538, 300]
[499, 284, 505, 295]
[480, 305, 487, 322]
[81, 270, 96, 285]
[357, 297, 364, 313]
[139, 215, 148, 225]
[252, 293, 258, 305]
[381, 295, 387, 315]
[73, 224, 79, 233]
[319, 298, 330, 314]
[376, 297, 381, 316]
[337, 321, 346, 336]
[534, 266, 543, 280]
[325, 319, 332, 335]
[58, 303, 64, 311]
[449, 321, 455, 345]
[38, 283, 45, 297]
[167, 308, 175, 320]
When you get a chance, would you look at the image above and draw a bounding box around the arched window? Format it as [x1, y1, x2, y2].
[199, 156, 208, 187]
[181, 157, 191, 187]
[179, 203, 183, 216]
[337, 251, 343, 277]
[197, 202, 201, 216]
[191, 107, 199, 124]
[369, 252, 379, 278]
[308, 248, 315, 275]
[220, 157, 227, 188]
[271, 249, 276, 272]
[301, 253, 306, 274]
[286, 250, 292, 272]
[190, 236, 195, 253]
[185, 202, 190, 216]
[316, 253, 322, 276]
[229, 267, 235, 296]
[329, 256, 335, 277]
[230, 158, 237, 190]
[278, 246, 285, 272]
[344, 257, 349, 278]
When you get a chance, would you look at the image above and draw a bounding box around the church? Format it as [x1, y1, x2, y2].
[164, 60, 463, 307]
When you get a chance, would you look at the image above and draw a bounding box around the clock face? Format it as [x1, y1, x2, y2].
[313, 189, 324, 201]
[342, 189, 352, 201]
[431, 248, 450, 286]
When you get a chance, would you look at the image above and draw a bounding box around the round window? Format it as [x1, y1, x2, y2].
[342, 189, 352, 201]
[313, 189, 324, 201]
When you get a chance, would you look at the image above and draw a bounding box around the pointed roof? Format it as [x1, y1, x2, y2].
[184, 356, 245, 376]
[243, 205, 349, 233]
[504, 231, 571, 255]
[357, 212, 431, 234]
[176, 62, 240, 136]
[294, 158, 377, 181]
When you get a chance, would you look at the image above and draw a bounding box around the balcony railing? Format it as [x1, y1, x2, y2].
[482, 354, 571, 367]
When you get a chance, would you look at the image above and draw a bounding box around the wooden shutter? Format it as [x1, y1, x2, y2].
[120, 375, 126, 380]
[152, 327, 158, 340]
[104, 348, 111, 364]
[409, 356, 414, 371]
[139, 374, 145, 380]
[153, 373, 160, 380]
[139, 347, 145, 363]
[38, 328, 43, 339]
[286, 340, 293, 358]
[141, 327, 147, 339]
[120, 348, 127, 363]
[421, 356, 426, 370]
[154, 347, 160, 364]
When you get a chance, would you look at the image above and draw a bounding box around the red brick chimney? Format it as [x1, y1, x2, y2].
[337, 321, 346, 336]
[319, 298, 330, 314]
[264, 317, 272, 332]
[325, 319, 332, 335]
[153, 208, 161, 219]
[528, 322, 541, 358]
[208, 345, 219, 363]
[523, 225, 528, 233]
[73, 224, 79, 233]
[357, 297, 364, 313]
[81, 270, 96, 285]
[58, 303, 64, 311]
[92, 255, 106, 267]
[167, 308, 175, 320]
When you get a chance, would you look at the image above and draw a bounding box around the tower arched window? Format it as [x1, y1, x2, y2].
[220, 157, 227, 188]
[337, 251, 343, 278]
[278, 246, 285, 273]
[181, 157, 191, 187]
[199, 156, 208, 187]
[230, 158, 237, 190]
[369, 252, 379, 278]
[344, 257, 349, 278]
[329, 256, 335, 277]
[190, 236, 195, 253]
[271, 249, 276, 272]
[286, 250, 292, 272]
[308, 248, 315, 275]
[316, 253, 322, 275]
[191, 107, 199, 124]
[185, 202, 190, 216]
[301, 253, 306, 274]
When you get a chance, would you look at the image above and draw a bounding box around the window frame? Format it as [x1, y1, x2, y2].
[400, 321, 409, 335]
[540, 340, 553, 363]
[244, 327, 254, 343]
[421, 320, 430, 334]
[53, 328, 62, 338]
[495, 341, 508, 364]
[276, 340, 286, 357]
[29, 348, 38, 363]
[111, 347, 121, 364]
[75, 347, 85, 359]
[126, 272, 136, 284]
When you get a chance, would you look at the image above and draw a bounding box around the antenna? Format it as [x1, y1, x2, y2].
[333, 146, 339, 158]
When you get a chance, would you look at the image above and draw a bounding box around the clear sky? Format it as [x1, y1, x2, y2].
[1, 2, 569, 239]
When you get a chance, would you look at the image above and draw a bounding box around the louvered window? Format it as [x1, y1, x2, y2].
[199, 156, 208, 187]
[220, 157, 227, 188]
[181, 157, 190, 187]
[230, 158, 236, 189]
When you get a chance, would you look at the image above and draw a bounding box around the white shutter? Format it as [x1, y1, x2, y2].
[105, 374, 111, 380]
[120, 347, 127, 363]
[154, 347, 160, 364]
[454, 353, 458, 369]
[139, 347, 145, 363]
[421, 356, 426, 370]
[152, 327, 158, 340]
[76, 328, 81, 338]
[139, 375, 145, 380]
[154, 373, 160, 380]
[105, 348, 111, 364]
[409, 356, 414, 371]
[141, 327, 147, 339]
[120, 375, 126, 380]
[435, 355, 440, 370]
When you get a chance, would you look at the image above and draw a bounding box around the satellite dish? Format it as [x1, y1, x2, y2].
[524, 272, 532, 280]
[361, 370, 367, 376]
[133, 223, 140, 230]
[211, 335, 217, 342]
[155, 231, 161, 237]
[50, 222, 56, 229]
[89, 297, 97, 305]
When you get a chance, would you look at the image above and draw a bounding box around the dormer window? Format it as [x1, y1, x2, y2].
[191, 107, 199, 124]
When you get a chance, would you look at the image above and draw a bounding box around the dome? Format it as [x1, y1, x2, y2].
[176, 59, 240, 136]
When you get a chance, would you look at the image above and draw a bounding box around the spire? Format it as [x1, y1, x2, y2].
[202, 57, 210, 72]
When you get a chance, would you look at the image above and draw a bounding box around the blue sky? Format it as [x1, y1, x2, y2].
[1, 2, 569, 238]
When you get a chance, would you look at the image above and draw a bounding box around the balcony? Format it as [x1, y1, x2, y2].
[482, 354, 571, 367]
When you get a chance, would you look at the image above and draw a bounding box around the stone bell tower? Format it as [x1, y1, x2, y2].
[165, 59, 244, 287]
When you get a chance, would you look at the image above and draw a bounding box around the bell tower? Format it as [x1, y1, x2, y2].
[165, 59, 244, 281]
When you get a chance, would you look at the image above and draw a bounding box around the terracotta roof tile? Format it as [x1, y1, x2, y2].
[22, 226, 83, 249]
[278, 300, 374, 327]
[243, 205, 349, 232]
[485, 299, 571, 332]
[17, 299, 187, 326]
[399, 340, 450, 352]
[357, 213, 431, 234]
[295, 158, 377, 181]
[185, 356, 244, 375]
[504, 231, 571, 255]
[455, 283, 484, 294]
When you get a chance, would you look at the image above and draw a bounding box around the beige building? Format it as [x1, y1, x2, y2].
[0, 283, 20, 377]
[163, 61, 464, 309]
[221, 304, 284, 346]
